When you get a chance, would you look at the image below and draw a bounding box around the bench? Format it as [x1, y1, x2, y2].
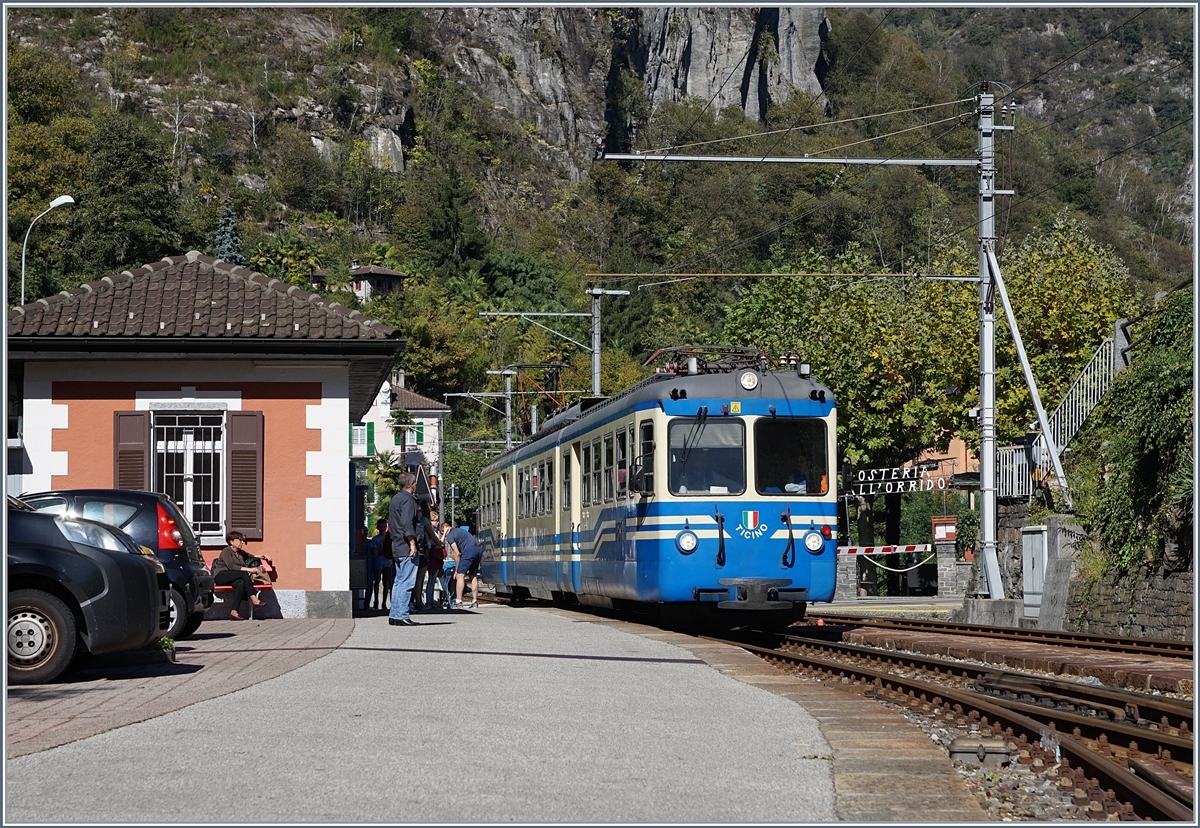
[206, 561, 277, 620]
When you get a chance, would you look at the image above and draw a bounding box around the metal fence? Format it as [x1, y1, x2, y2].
[998, 337, 1115, 499]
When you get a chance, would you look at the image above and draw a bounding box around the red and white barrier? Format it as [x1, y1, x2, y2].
[838, 544, 931, 555]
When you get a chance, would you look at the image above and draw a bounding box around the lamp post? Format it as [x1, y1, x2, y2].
[20, 195, 75, 306]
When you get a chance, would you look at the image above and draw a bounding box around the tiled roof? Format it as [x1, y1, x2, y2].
[392, 387, 450, 412]
[8, 251, 400, 340]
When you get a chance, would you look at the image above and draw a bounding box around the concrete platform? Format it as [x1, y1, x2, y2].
[6, 605, 985, 823]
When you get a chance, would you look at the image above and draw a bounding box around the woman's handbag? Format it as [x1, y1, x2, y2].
[252, 555, 278, 584]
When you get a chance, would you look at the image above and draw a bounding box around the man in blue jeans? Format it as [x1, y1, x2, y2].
[387, 472, 422, 626]
[443, 523, 483, 609]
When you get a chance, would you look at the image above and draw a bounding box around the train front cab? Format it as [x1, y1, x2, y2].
[631, 393, 839, 628]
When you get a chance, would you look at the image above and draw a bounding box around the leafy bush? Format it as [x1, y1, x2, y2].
[1069, 288, 1193, 573]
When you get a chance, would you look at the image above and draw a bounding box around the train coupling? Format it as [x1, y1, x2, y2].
[708, 578, 804, 610]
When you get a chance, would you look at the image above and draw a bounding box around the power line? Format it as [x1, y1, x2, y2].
[599, 9, 1170, 283]
[646, 98, 974, 154]
[941, 114, 1193, 246]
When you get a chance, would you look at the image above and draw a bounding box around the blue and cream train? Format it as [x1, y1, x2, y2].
[477, 351, 839, 629]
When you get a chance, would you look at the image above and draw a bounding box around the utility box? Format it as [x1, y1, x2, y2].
[932, 516, 958, 542]
[1022, 525, 1048, 618]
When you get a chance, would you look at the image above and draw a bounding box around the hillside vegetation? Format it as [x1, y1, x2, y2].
[6, 7, 1193, 554]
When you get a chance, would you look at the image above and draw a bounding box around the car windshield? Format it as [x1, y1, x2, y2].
[667, 419, 745, 495]
[755, 418, 829, 496]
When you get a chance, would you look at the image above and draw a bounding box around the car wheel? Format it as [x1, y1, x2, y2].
[179, 611, 205, 639]
[8, 589, 78, 685]
[164, 588, 189, 639]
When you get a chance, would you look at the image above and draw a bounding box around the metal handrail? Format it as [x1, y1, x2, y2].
[998, 338, 1116, 499]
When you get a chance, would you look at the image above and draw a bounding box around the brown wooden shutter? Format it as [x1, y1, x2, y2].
[113, 411, 151, 490]
[226, 410, 264, 540]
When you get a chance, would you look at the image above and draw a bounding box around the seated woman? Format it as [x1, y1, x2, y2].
[210, 530, 267, 620]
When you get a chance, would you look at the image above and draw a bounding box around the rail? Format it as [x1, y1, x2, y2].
[735, 638, 1193, 821]
[805, 612, 1194, 659]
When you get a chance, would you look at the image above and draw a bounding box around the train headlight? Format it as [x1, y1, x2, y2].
[739, 371, 759, 390]
[803, 531, 825, 554]
[676, 530, 699, 554]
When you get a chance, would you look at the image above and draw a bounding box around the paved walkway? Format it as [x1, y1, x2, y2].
[6, 605, 984, 823]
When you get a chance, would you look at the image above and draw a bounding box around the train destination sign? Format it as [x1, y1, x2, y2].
[851, 466, 947, 496]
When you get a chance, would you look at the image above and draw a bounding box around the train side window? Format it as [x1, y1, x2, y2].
[603, 433, 614, 502]
[517, 468, 525, 518]
[591, 438, 602, 504]
[546, 456, 554, 513]
[537, 461, 546, 514]
[562, 450, 571, 511]
[616, 428, 628, 496]
[637, 421, 655, 494]
[628, 425, 636, 498]
[582, 443, 592, 506]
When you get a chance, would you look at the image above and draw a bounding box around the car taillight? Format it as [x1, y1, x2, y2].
[158, 503, 185, 549]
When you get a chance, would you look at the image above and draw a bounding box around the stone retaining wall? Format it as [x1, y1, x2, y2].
[1064, 564, 1194, 642]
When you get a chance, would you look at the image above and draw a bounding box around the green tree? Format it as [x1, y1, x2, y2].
[724, 243, 979, 547]
[213, 202, 246, 265]
[73, 111, 184, 281]
[992, 211, 1139, 444]
[247, 231, 323, 285]
[440, 445, 491, 527]
[7, 42, 84, 125]
[270, 126, 336, 212]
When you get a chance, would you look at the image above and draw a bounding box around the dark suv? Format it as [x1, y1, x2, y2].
[22, 490, 216, 639]
[8, 496, 169, 683]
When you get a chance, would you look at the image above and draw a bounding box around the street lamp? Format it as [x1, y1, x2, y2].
[20, 194, 75, 305]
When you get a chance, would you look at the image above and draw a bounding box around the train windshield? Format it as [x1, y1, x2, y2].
[755, 418, 828, 496]
[668, 419, 745, 495]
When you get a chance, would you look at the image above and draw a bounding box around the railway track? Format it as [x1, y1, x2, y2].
[717, 628, 1194, 821]
[804, 613, 1194, 660]
[504, 597, 1194, 818]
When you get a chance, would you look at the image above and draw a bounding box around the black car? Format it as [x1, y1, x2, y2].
[7, 496, 170, 684]
[21, 490, 216, 639]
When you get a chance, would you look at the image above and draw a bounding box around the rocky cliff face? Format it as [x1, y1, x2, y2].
[625, 7, 827, 125]
[423, 7, 828, 179]
[427, 8, 613, 183]
[11, 7, 829, 188]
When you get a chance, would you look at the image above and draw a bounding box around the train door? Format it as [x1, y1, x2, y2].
[635, 419, 655, 525]
[568, 442, 582, 594]
[499, 470, 510, 583]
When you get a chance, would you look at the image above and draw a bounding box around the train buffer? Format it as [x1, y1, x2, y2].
[716, 577, 797, 609]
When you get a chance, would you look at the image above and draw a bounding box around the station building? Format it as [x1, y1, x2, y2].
[7, 251, 404, 618]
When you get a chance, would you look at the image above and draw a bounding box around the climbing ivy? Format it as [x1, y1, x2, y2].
[1068, 288, 1193, 574]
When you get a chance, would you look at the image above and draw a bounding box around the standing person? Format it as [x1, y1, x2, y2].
[420, 509, 447, 610]
[387, 472, 422, 627]
[210, 530, 267, 621]
[380, 529, 395, 610]
[366, 519, 389, 611]
[410, 503, 443, 612]
[443, 523, 483, 610]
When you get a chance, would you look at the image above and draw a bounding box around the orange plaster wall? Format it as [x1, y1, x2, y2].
[51, 381, 325, 591]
